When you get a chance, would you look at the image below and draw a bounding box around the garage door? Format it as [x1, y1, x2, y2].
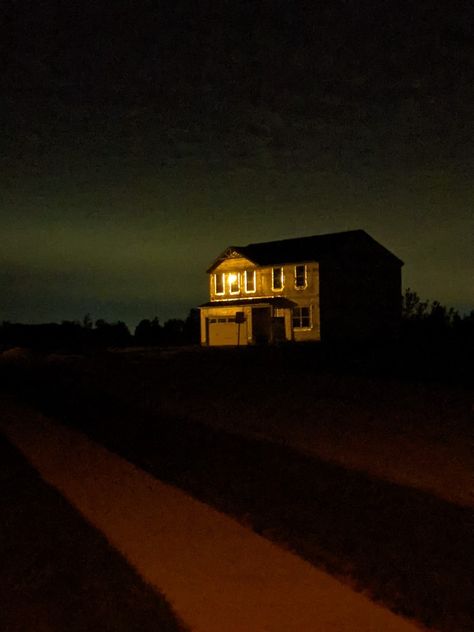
[208, 318, 247, 346]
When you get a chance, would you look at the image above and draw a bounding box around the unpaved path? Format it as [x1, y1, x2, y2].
[0, 434, 187, 632]
[1, 400, 425, 632]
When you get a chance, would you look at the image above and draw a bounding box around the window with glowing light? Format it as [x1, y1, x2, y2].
[295, 265, 307, 289]
[245, 270, 256, 293]
[272, 267, 284, 290]
[292, 306, 311, 329]
[214, 273, 225, 295]
[228, 272, 240, 294]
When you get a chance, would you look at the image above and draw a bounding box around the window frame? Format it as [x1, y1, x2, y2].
[214, 272, 225, 295]
[292, 306, 312, 330]
[294, 264, 308, 290]
[244, 270, 256, 294]
[272, 266, 284, 291]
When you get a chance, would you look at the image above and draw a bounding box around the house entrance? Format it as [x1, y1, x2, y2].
[252, 307, 271, 344]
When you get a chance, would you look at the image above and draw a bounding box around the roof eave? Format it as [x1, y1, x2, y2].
[206, 246, 258, 273]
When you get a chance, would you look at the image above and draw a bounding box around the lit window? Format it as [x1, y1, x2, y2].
[272, 267, 284, 290]
[245, 270, 256, 293]
[215, 273, 225, 295]
[292, 306, 312, 329]
[295, 265, 307, 289]
[228, 272, 240, 294]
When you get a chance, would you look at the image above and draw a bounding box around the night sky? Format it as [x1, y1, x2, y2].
[1, 0, 473, 326]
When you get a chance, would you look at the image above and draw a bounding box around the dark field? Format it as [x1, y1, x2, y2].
[0, 432, 187, 632]
[2, 347, 473, 632]
[41, 345, 474, 506]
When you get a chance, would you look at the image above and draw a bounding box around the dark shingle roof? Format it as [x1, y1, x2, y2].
[207, 230, 403, 272]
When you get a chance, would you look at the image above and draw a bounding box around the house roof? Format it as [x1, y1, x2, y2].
[207, 229, 403, 272]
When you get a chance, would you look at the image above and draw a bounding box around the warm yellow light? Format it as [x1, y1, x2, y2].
[228, 273, 237, 284]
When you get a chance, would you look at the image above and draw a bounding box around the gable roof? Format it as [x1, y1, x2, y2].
[207, 230, 403, 272]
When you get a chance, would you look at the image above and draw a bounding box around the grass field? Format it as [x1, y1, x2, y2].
[42, 345, 473, 507]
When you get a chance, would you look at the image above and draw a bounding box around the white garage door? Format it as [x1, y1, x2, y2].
[208, 318, 247, 346]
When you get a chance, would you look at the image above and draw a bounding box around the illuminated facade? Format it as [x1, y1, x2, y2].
[199, 230, 403, 346]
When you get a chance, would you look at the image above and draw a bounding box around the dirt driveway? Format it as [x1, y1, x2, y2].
[1, 397, 425, 632]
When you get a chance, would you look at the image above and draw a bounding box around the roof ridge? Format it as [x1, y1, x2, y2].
[206, 229, 403, 272]
[242, 229, 366, 249]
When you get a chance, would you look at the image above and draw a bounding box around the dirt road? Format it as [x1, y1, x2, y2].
[0, 398, 425, 632]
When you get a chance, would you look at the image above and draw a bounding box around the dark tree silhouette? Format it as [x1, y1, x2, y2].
[134, 317, 163, 346]
[162, 319, 185, 346]
[94, 320, 132, 347]
[82, 313, 93, 330]
[183, 308, 200, 344]
[401, 288, 474, 357]
[401, 289, 429, 320]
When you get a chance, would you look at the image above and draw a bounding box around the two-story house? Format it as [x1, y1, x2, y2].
[199, 229, 403, 345]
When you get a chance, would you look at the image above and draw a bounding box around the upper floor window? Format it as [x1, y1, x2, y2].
[295, 264, 307, 289]
[292, 306, 312, 329]
[214, 273, 225, 295]
[272, 267, 284, 290]
[228, 272, 240, 294]
[245, 270, 256, 293]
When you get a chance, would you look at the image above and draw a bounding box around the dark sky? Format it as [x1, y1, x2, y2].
[1, 0, 473, 326]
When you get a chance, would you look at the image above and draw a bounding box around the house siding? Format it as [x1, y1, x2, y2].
[203, 259, 321, 344]
[201, 231, 402, 345]
[319, 259, 401, 342]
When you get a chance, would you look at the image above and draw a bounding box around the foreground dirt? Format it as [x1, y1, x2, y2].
[4, 364, 474, 632]
[0, 430, 187, 632]
[1, 399, 425, 632]
[56, 347, 474, 508]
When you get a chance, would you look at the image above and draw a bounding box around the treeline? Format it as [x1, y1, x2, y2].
[1, 292, 473, 353]
[0, 309, 200, 352]
[401, 289, 474, 345]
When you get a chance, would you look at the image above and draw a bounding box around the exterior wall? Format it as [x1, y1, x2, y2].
[200, 309, 207, 344]
[204, 258, 321, 344]
[319, 259, 402, 342]
[291, 294, 321, 342]
[209, 256, 257, 301]
[203, 237, 402, 345]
